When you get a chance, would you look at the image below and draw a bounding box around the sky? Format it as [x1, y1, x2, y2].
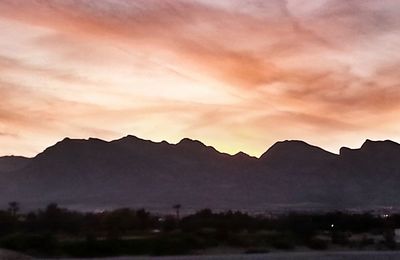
[0, 0, 400, 157]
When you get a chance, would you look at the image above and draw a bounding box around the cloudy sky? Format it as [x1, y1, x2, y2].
[0, 0, 400, 157]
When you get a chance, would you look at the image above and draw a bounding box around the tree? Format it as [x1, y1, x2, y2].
[173, 204, 182, 220]
[8, 201, 19, 217]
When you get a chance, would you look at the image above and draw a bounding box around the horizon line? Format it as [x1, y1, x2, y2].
[1, 135, 399, 159]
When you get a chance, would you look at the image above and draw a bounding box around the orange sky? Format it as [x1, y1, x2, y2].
[0, 0, 400, 157]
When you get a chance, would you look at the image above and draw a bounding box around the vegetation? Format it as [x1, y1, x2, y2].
[0, 203, 399, 257]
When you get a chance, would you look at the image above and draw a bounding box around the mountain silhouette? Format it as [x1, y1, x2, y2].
[260, 140, 338, 168]
[1, 136, 400, 212]
[0, 156, 30, 172]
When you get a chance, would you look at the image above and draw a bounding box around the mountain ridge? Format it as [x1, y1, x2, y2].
[1, 136, 400, 212]
[5, 135, 398, 159]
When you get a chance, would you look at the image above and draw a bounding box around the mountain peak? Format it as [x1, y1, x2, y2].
[232, 151, 256, 161]
[340, 139, 400, 158]
[261, 140, 329, 156]
[55, 137, 81, 147]
[361, 139, 399, 150]
[234, 151, 250, 157]
[114, 135, 145, 143]
[113, 135, 172, 146]
[59, 137, 72, 143]
[176, 138, 222, 156]
[58, 137, 106, 144]
[272, 140, 312, 148]
[177, 138, 206, 147]
[260, 140, 337, 163]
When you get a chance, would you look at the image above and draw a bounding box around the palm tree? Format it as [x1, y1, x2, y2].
[173, 204, 181, 220]
[8, 201, 19, 217]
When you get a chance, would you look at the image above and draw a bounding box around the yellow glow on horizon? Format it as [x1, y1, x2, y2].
[0, 0, 400, 157]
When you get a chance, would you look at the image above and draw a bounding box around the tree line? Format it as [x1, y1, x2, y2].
[0, 202, 399, 257]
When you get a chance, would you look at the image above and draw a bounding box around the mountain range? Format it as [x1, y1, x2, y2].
[1, 136, 400, 213]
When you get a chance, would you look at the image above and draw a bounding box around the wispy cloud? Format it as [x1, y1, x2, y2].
[0, 0, 400, 156]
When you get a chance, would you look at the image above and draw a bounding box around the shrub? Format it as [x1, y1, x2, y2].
[307, 238, 329, 250]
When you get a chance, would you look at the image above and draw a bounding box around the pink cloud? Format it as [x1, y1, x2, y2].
[0, 0, 400, 156]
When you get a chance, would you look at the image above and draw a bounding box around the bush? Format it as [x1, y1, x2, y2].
[307, 238, 329, 250]
[0, 233, 58, 256]
[332, 231, 349, 245]
[270, 233, 295, 250]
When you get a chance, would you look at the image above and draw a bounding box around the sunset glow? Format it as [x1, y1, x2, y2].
[1, 0, 400, 156]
